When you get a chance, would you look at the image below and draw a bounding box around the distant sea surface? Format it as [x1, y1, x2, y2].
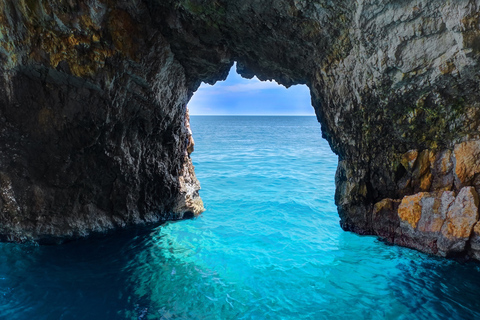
[1, 116, 480, 319]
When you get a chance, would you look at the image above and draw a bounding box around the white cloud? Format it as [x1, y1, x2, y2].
[222, 80, 281, 92]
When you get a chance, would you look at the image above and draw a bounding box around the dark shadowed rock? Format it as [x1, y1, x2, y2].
[372, 198, 401, 243]
[0, 0, 205, 242]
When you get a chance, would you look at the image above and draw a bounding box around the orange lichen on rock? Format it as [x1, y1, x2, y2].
[441, 186, 479, 240]
[437, 150, 452, 175]
[416, 191, 455, 233]
[454, 140, 480, 185]
[5, 2, 142, 78]
[401, 149, 419, 170]
[34, 28, 115, 77]
[413, 150, 433, 191]
[439, 60, 456, 75]
[398, 193, 426, 228]
[420, 172, 433, 191]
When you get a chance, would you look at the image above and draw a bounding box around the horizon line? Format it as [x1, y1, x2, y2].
[189, 114, 316, 116]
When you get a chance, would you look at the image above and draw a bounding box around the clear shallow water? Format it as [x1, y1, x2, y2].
[1, 116, 480, 319]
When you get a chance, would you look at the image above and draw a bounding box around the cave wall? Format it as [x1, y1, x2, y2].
[2, 0, 480, 258]
[0, 0, 203, 242]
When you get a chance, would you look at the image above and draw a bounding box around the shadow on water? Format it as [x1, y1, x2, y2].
[0, 225, 159, 320]
[0, 221, 252, 320]
[322, 231, 480, 320]
[4, 220, 480, 320]
[3, 218, 480, 320]
[389, 255, 480, 320]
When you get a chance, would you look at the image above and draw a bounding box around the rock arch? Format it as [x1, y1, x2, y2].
[1, 0, 480, 258]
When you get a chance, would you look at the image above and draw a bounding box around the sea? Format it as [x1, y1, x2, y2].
[1, 116, 480, 319]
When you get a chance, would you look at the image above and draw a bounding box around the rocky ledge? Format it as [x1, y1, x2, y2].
[2, 0, 480, 259]
[372, 142, 480, 259]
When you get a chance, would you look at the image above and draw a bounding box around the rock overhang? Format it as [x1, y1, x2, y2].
[1, 0, 480, 260]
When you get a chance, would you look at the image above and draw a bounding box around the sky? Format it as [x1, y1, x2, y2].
[188, 64, 314, 115]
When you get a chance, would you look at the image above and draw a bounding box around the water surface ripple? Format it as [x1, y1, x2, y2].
[1, 116, 480, 319]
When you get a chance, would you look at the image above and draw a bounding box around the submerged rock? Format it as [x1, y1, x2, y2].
[1, 0, 480, 260]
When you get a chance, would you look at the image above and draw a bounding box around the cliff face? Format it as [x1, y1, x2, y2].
[0, 0, 204, 243]
[1, 0, 480, 258]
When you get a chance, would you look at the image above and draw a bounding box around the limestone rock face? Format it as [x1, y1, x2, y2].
[454, 141, 480, 187]
[2, 0, 480, 257]
[438, 187, 479, 256]
[0, 0, 204, 242]
[394, 191, 455, 255]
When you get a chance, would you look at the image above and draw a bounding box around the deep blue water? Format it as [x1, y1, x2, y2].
[1, 116, 480, 319]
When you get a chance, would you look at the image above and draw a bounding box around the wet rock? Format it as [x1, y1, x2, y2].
[336, 160, 371, 235]
[392, 187, 480, 258]
[0, 0, 205, 242]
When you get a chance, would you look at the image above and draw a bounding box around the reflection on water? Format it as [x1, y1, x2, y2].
[1, 116, 480, 319]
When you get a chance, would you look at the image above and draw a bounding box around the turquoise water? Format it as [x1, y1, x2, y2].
[1, 116, 480, 319]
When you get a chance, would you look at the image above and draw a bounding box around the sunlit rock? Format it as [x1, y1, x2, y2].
[438, 187, 479, 256]
[395, 191, 455, 255]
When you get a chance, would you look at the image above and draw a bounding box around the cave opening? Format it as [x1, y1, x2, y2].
[185, 61, 339, 229]
[188, 63, 313, 116]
